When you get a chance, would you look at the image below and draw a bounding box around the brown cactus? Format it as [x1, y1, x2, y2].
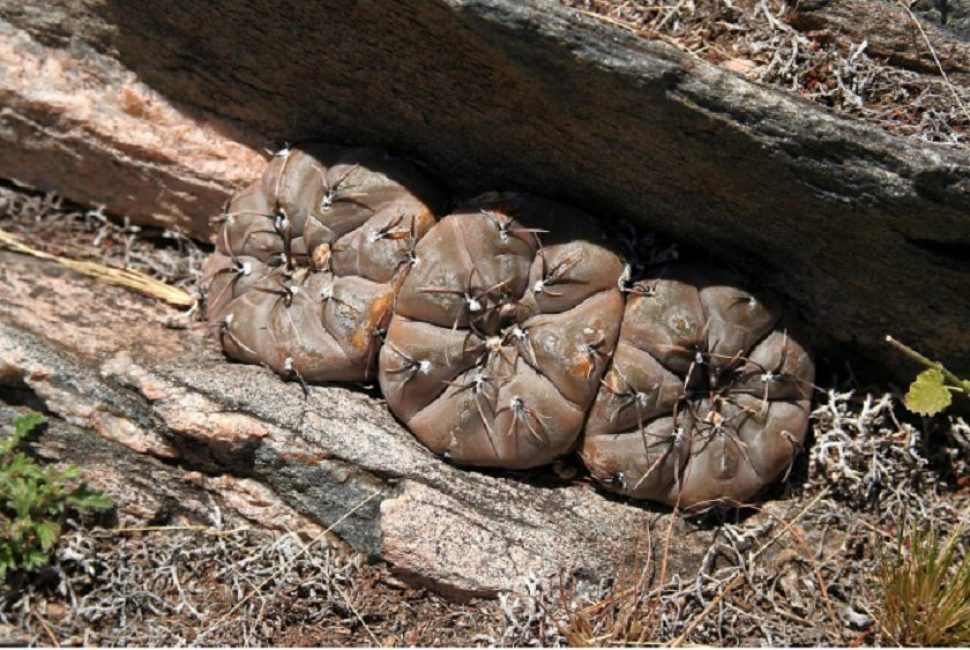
[202, 144, 441, 383]
[581, 267, 814, 510]
[379, 192, 625, 469]
[202, 145, 814, 510]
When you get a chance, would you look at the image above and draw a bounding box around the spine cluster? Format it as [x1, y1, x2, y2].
[203, 144, 814, 511]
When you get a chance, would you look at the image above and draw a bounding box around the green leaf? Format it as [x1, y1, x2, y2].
[35, 519, 60, 551]
[56, 465, 83, 481]
[13, 413, 45, 440]
[5, 454, 37, 477]
[23, 548, 48, 570]
[905, 368, 953, 416]
[10, 481, 38, 519]
[0, 544, 13, 571]
[0, 413, 111, 577]
[67, 486, 113, 511]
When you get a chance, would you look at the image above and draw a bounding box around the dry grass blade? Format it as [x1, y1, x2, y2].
[747, 487, 831, 563]
[750, 498, 840, 627]
[665, 489, 833, 647]
[562, 510, 680, 646]
[284, 529, 380, 646]
[0, 228, 195, 307]
[666, 573, 742, 647]
[899, 2, 970, 127]
[30, 611, 59, 648]
[876, 505, 970, 646]
[107, 525, 252, 536]
[565, 551, 652, 646]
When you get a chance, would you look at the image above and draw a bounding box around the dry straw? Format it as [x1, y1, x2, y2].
[0, 227, 195, 308]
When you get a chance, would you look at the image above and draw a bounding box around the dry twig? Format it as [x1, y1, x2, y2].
[0, 227, 194, 307]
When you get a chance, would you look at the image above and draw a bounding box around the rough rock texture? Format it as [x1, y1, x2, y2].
[913, 0, 970, 39]
[0, 18, 267, 237]
[0, 0, 967, 377]
[0, 403, 329, 541]
[0, 250, 710, 598]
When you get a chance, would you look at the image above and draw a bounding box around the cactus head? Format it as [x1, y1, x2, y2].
[203, 145, 441, 382]
[379, 192, 626, 469]
[582, 267, 814, 511]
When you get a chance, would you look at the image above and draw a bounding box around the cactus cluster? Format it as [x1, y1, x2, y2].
[203, 144, 814, 511]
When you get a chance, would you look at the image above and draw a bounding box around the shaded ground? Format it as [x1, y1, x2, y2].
[1, 186, 968, 646]
[560, 0, 970, 146]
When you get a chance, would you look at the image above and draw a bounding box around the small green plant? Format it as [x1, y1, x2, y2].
[886, 335, 970, 416]
[876, 512, 970, 646]
[0, 413, 112, 578]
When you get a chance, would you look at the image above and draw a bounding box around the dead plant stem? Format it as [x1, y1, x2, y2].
[0, 227, 195, 307]
[208, 491, 380, 627]
[666, 573, 743, 647]
[899, 2, 970, 127]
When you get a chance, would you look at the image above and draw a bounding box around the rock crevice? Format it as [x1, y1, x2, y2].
[0, 0, 966, 375]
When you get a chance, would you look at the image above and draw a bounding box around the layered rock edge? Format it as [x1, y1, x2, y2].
[0, 1, 967, 378]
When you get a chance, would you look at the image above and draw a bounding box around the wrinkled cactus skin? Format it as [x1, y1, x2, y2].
[203, 144, 441, 383]
[203, 145, 814, 511]
[379, 192, 625, 469]
[581, 267, 814, 509]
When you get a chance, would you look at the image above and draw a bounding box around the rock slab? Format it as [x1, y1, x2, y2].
[0, 250, 709, 597]
[0, 0, 968, 376]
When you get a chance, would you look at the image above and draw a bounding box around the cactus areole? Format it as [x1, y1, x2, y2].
[203, 144, 814, 512]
